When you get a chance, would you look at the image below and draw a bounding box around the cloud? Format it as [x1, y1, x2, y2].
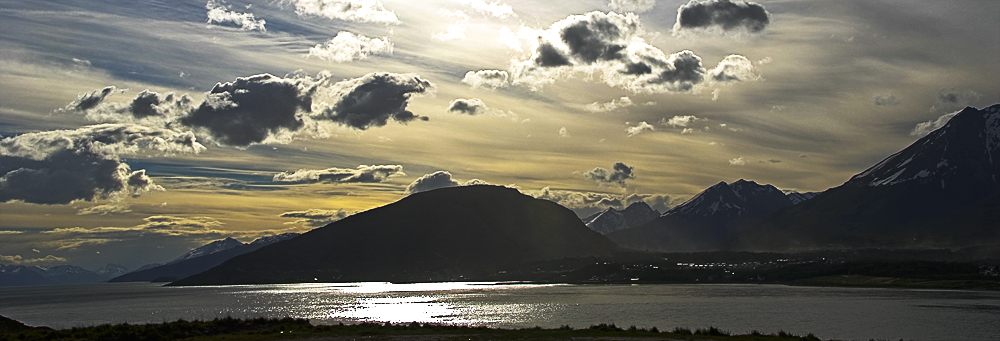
[79, 90, 196, 124]
[626, 121, 655, 137]
[911, 110, 959, 137]
[279, 208, 354, 227]
[459, 0, 517, 19]
[910, 88, 980, 136]
[527, 187, 676, 216]
[873, 94, 900, 106]
[673, 0, 771, 35]
[315, 72, 433, 130]
[931, 88, 980, 113]
[206, 0, 266, 32]
[59, 86, 117, 112]
[584, 162, 635, 187]
[273, 165, 404, 184]
[72, 72, 432, 147]
[77, 202, 132, 215]
[461, 70, 510, 89]
[624, 192, 676, 213]
[660, 115, 704, 127]
[0, 124, 205, 204]
[729, 157, 746, 165]
[489, 11, 753, 94]
[609, 0, 656, 13]
[586, 96, 634, 112]
[306, 31, 392, 62]
[447, 98, 488, 115]
[681, 128, 694, 134]
[708, 54, 760, 82]
[0, 254, 67, 266]
[180, 73, 323, 146]
[284, 0, 400, 25]
[559, 126, 570, 138]
[405, 171, 461, 194]
[529, 186, 624, 211]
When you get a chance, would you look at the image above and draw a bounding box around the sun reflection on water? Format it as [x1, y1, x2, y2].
[228, 282, 561, 326]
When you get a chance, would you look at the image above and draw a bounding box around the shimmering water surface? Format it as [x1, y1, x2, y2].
[1, 282, 998, 341]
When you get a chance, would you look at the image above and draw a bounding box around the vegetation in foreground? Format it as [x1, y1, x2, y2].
[0, 315, 829, 341]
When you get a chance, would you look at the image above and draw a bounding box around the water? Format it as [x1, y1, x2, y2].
[1, 282, 998, 341]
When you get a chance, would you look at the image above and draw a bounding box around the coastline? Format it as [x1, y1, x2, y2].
[1, 315, 824, 341]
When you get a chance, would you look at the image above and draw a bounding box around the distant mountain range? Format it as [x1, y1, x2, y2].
[109, 233, 299, 283]
[170, 185, 622, 285]
[1, 234, 297, 287]
[583, 201, 661, 235]
[0, 264, 126, 287]
[730, 104, 1000, 251]
[606, 180, 815, 252]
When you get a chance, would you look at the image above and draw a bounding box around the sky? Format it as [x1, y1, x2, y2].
[1, 0, 998, 270]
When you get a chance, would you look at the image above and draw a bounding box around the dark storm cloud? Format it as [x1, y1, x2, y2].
[534, 42, 573, 67]
[315, 72, 433, 130]
[0, 124, 205, 204]
[584, 162, 635, 187]
[66, 88, 196, 124]
[497, 11, 753, 93]
[447, 98, 487, 115]
[180, 74, 320, 147]
[673, 0, 771, 34]
[67, 86, 117, 111]
[272, 165, 405, 184]
[405, 171, 461, 194]
[69, 72, 432, 147]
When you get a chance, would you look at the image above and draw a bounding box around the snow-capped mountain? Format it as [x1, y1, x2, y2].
[111, 232, 300, 283]
[95, 263, 129, 278]
[0, 263, 119, 287]
[607, 179, 819, 252]
[664, 180, 793, 220]
[731, 104, 1000, 251]
[171, 237, 244, 262]
[848, 105, 1000, 191]
[248, 233, 299, 246]
[584, 201, 660, 235]
[785, 191, 820, 204]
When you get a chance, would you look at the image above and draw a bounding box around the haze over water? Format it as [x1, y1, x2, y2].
[2, 282, 998, 341]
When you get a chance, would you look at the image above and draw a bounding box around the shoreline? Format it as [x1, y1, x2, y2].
[1, 315, 825, 341]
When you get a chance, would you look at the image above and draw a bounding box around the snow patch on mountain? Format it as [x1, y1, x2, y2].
[584, 201, 660, 234]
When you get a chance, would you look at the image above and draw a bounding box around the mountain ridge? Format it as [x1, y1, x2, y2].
[729, 105, 1000, 251]
[169, 185, 623, 285]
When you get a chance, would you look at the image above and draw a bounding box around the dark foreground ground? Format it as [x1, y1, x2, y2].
[0, 315, 828, 341]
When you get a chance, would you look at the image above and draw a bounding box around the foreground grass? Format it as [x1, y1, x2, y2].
[1, 315, 825, 341]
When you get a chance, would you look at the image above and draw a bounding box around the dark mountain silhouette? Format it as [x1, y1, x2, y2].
[607, 180, 812, 252]
[109, 233, 298, 283]
[170, 185, 622, 285]
[583, 201, 661, 234]
[730, 105, 1000, 251]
